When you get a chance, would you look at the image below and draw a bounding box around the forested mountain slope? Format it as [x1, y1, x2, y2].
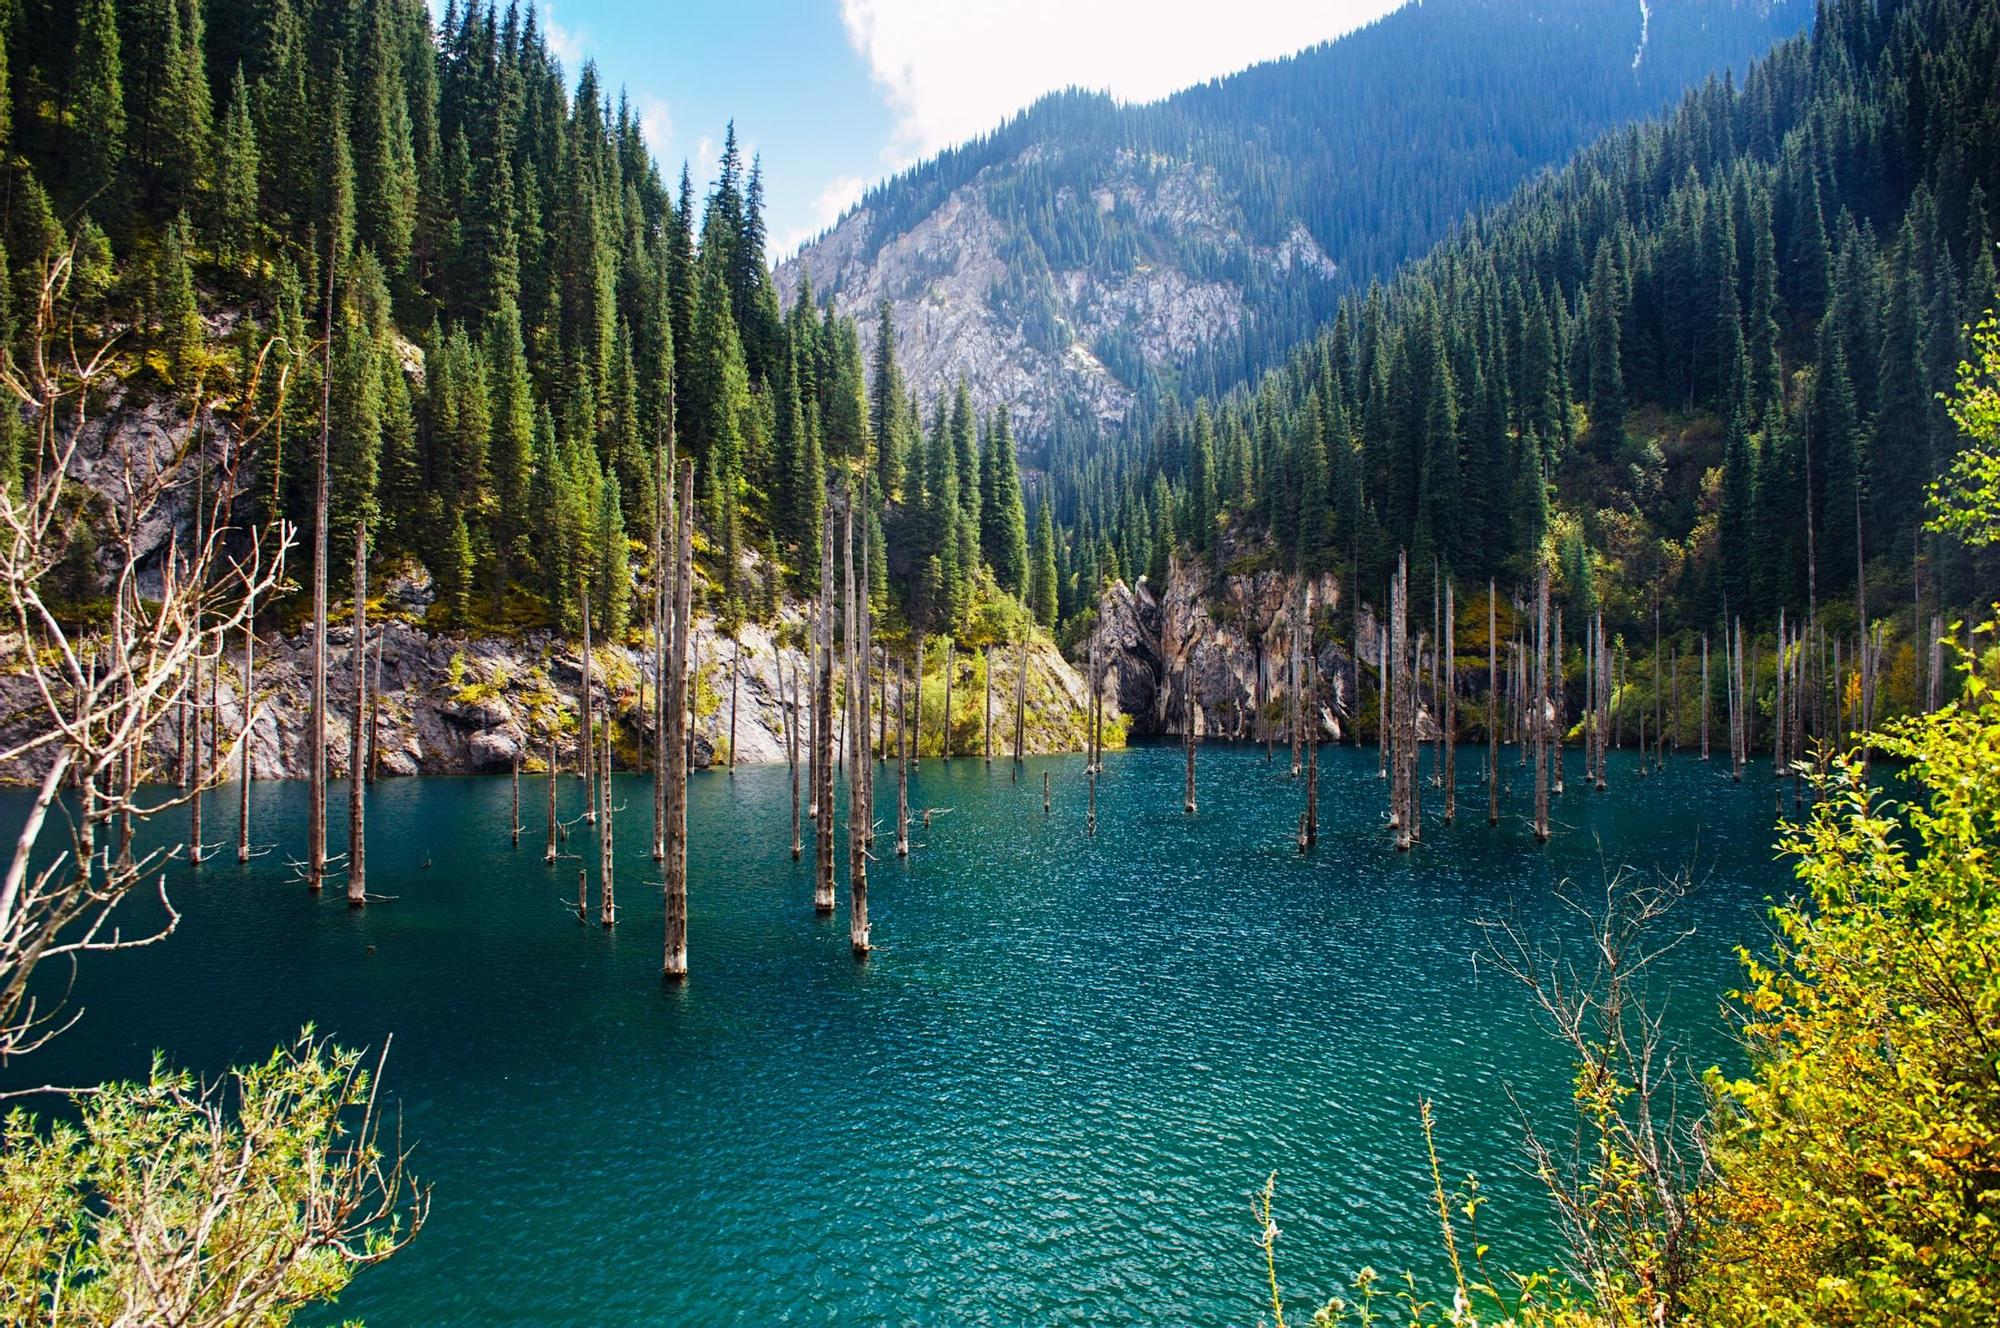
[777, 0, 1812, 440]
[1044, 0, 1997, 693]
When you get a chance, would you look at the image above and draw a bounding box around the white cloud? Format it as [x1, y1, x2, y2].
[781, 174, 867, 255]
[840, 0, 1406, 164]
[539, 2, 585, 71]
[634, 92, 674, 159]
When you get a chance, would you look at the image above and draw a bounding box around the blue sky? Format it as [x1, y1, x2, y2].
[519, 0, 1406, 257]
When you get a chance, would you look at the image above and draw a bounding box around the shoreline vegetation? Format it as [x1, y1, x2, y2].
[0, 0, 1996, 1321]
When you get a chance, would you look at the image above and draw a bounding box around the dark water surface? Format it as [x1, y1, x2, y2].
[1, 743, 1795, 1325]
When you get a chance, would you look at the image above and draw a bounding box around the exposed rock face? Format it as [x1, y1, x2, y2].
[774, 153, 1337, 438]
[0, 608, 1096, 784]
[1084, 551, 1361, 742]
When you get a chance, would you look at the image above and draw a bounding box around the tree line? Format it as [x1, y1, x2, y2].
[0, 0, 1045, 647]
[1033, 0, 1999, 659]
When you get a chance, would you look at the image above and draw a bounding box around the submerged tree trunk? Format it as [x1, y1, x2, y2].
[1443, 581, 1457, 823]
[599, 719, 615, 926]
[1086, 645, 1099, 837]
[367, 624, 383, 783]
[1774, 609, 1788, 778]
[1296, 604, 1312, 784]
[347, 520, 367, 907]
[1701, 633, 1711, 761]
[653, 421, 671, 861]
[1298, 589, 1318, 852]
[1013, 638, 1027, 769]
[896, 659, 910, 857]
[814, 498, 837, 914]
[512, 750, 522, 846]
[1533, 562, 1550, 844]
[787, 654, 802, 861]
[308, 261, 333, 895]
[663, 462, 695, 980]
[1392, 552, 1411, 850]
[580, 579, 597, 823]
[1549, 603, 1562, 797]
[1488, 580, 1499, 826]
[844, 491, 871, 957]
[545, 735, 558, 864]
[1595, 615, 1609, 791]
[1183, 657, 1197, 815]
[237, 597, 254, 862]
[942, 639, 954, 762]
[728, 636, 741, 772]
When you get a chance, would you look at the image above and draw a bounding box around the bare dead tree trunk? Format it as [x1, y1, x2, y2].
[367, 623, 383, 783]
[844, 491, 871, 957]
[1377, 597, 1389, 782]
[813, 496, 837, 915]
[237, 597, 253, 862]
[1296, 592, 1312, 780]
[580, 578, 596, 823]
[1533, 562, 1550, 844]
[808, 601, 823, 821]
[1731, 617, 1745, 780]
[1043, 769, 1051, 816]
[1086, 644, 1099, 837]
[653, 416, 671, 861]
[787, 654, 802, 861]
[545, 735, 558, 864]
[1298, 587, 1318, 852]
[1393, 551, 1411, 850]
[346, 520, 367, 907]
[1488, 580, 1499, 826]
[1013, 637, 1027, 769]
[1549, 603, 1562, 796]
[1183, 656, 1197, 815]
[308, 257, 333, 895]
[189, 620, 203, 864]
[728, 634, 740, 772]
[984, 644, 993, 765]
[942, 638, 953, 762]
[909, 632, 922, 773]
[1700, 633, 1710, 761]
[599, 716, 616, 925]
[512, 749, 521, 846]
[896, 659, 910, 857]
[1444, 580, 1457, 822]
[1774, 608, 1787, 777]
[1595, 615, 1608, 791]
[663, 462, 694, 980]
[1652, 596, 1663, 774]
[1747, 637, 1761, 770]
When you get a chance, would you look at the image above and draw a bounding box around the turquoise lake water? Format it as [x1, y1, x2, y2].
[0, 742, 1796, 1325]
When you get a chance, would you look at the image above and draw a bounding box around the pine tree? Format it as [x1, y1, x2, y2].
[158, 212, 202, 382]
[256, 0, 314, 227]
[1585, 238, 1626, 455]
[154, 0, 213, 206]
[980, 405, 1030, 595]
[72, 0, 127, 203]
[487, 299, 535, 604]
[1747, 189, 1784, 424]
[353, 0, 418, 273]
[869, 300, 905, 498]
[212, 67, 261, 264]
[593, 474, 631, 638]
[1295, 391, 1330, 571]
[1719, 403, 1756, 612]
[1815, 329, 1863, 594]
[1030, 501, 1059, 628]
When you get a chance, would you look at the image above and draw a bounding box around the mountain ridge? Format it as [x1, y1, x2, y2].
[778, 0, 1813, 442]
